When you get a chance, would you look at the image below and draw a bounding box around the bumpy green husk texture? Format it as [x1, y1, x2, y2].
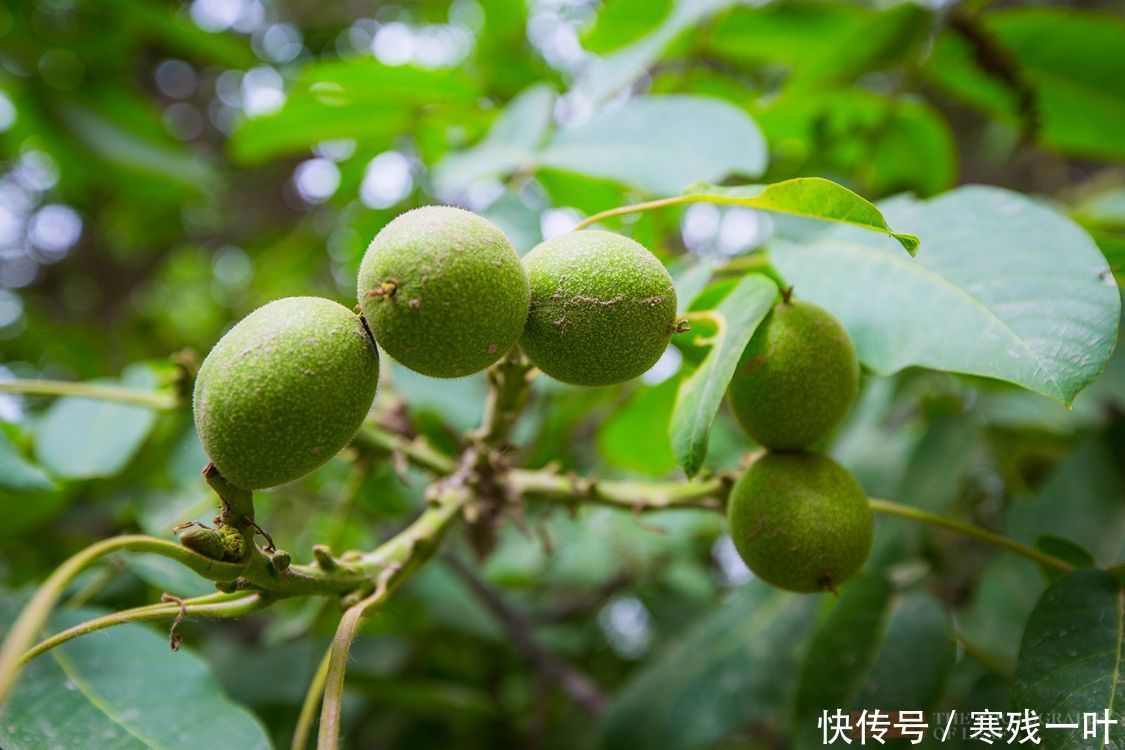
[357, 206, 529, 378]
[520, 230, 677, 386]
[193, 297, 379, 490]
[728, 299, 859, 450]
[728, 452, 873, 593]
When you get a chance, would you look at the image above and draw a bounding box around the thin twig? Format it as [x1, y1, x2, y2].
[868, 498, 1075, 574]
[18, 593, 265, 666]
[444, 556, 607, 715]
[292, 647, 332, 750]
[0, 379, 180, 410]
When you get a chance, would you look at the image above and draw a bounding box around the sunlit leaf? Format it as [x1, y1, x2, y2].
[684, 177, 919, 253]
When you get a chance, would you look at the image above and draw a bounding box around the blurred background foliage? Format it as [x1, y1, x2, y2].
[0, 0, 1123, 748]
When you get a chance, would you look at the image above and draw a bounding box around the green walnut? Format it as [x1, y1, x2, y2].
[727, 452, 873, 593]
[520, 230, 677, 386]
[357, 206, 529, 378]
[728, 298, 858, 450]
[193, 296, 379, 490]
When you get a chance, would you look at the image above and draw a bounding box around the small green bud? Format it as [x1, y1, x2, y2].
[179, 527, 228, 561]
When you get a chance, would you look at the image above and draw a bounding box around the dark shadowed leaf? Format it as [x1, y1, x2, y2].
[601, 581, 821, 750]
[1012, 570, 1125, 747]
[0, 602, 270, 750]
[794, 580, 955, 748]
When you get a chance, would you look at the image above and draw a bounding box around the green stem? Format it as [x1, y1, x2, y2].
[19, 592, 266, 667]
[573, 195, 711, 230]
[0, 535, 245, 705]
[317, 485, 471, 750]
[292, 647, 332, 750]
[472, 349, 535, 447]
[867, 498, 1076, 573]
[0, 379, 180, 410]
[954, 628, 1014, 679]
[509, 469, 727, 512]
[353, 424, 457, 475]
[317, 589, 381, 750]
[512, 469, 1077, 573]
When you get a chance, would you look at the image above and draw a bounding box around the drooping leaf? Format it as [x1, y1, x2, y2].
[1012, 570, 1125, 748]
[601, 581, 821, 750]
[0, 602, 271, 750]
[683, 177, 919, 253]
[538, 95, 767, 196]
[772, 185, 1121, 404]
[670, 274, 777, 477]
[433, 84, 556, 193]
[33, 364, 160, 480]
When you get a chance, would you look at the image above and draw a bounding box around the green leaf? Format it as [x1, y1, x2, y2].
[794, 575, 894, 719]
[229, 60, 478, 164]
[771, 186, 1121, 404]
[795, 582, 955, 748]
[597, 375, 680, 476]
[670, 274, 776, 477]
[1012, 570, 1125, 746]
[582, 0, 674, 54]
[433, 84, 556, 193]
[756, 91, 957, 197]
[124, 553, 218, 598]
[33, 364, 160, 480]
[574, 0, 740, 103]
[0, 603, 271, 750]
[926, 9, 1125, 161]
[56, 99, 217, 191]
[538, 95, 767, 196]
[685, 177, 919, 253]
[1035, 536, 1096, 580]
[709, 2, 930, 88]
[869, 414, 979, 567]
[0, 428, 55, 493]
[601, 581, 821, 750]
